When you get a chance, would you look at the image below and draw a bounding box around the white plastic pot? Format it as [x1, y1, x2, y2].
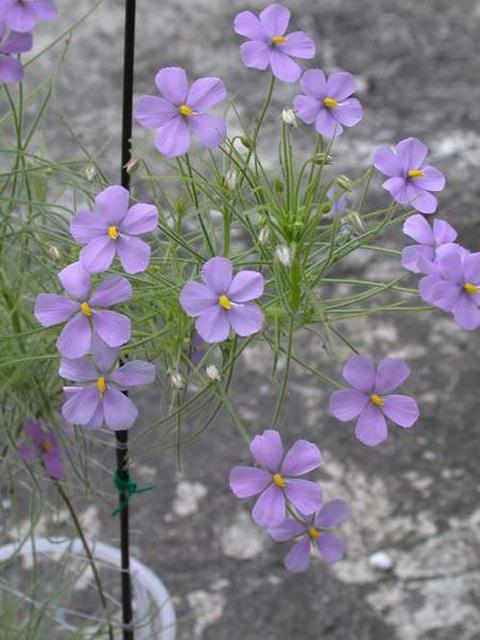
[0, 537, 176, 639]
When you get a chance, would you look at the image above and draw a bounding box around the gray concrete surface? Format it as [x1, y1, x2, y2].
[25, 1, 480, 638]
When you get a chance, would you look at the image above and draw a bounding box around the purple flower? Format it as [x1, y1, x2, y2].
[373, 137, 445, 214]
[60, 346, 155, 431]
[294, 70, 363, 138]
[419, 244, 480, 331]
[179, 257, 264, 343]
[34, 261, 132, 359]
[329, 355, 419, 447]
[134, 67, 227, 158]
[0, 0, 57, 33]
[402, 214, 457, 274]
[268, 499, 349, 572]
[229, 429, 322, 528]
[17, 418, 64, 480]
[70, 185, 158, 274]
[234, 3, 315, 83]
[0, 20, 32, 82]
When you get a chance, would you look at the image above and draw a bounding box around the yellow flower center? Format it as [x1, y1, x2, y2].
[273, 473, 286, 488]
[370, 393, 385, 407]
[407, 169, 425, 179]
[323, 97, 338, 109]
[464, 282, 480, 294]
[271, 35, 287, 44]
[308, 527, 319, 540]
[80, 302, 92, 316]
[178, 104, 194, 117]
[218, 294, 233, 310]
[107, 225, 118, 240]
[41, 440, 54, 453]
[97, 376, 106, 397]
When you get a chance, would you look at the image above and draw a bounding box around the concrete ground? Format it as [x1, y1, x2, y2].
[23, 0, 480, 638]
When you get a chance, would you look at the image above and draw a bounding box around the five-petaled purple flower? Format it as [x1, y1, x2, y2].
[419, 244, 480, 331]
[70, 185, 158, 274]
[0, 0, 57, 33]
[268, 499, 348, 572]
[60, 345, 155, 431]
[373, 137, 445, 214]
[17, 418, 64, 480]
[234, 3, 315, 83]
[229, 429, 322, 528]
[179, 256, 264, 343]
[329, 355, 419, 447]
[402, 214, 457, 274]
[294, 70, 363, 138]
[134, 66, 227, 158]
[0, 19, 32, 82]
[34, 261, 132, 359]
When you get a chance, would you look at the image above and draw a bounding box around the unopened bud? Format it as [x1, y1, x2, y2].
[240, 135, 254, 149]
[124, 158, 140, 175]
[176, 199, 186, 216]
[47, 244, 61, 261]
[346, 210, 366, 234]
[206, 365, 222, 382]
[311, 153, 333, 166]
[281, 108, 298, 128]
[275, 244, 293, 268]
[258, 227, 270, 245]
[225, 168, 237, 191]
[336, 175, 354, 191]
[170, 371, 185, 391]
[84, 165, 98, 182]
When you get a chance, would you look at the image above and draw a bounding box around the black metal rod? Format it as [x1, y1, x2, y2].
[116, 1, 136, 638]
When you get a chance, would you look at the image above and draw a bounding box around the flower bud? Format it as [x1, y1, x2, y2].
[225, 168, 237, 191]
[124, 158, 140, 175]
[176, 199, 186, 216]
[84, 165, 98, 182]
[47, 244, 61, 261]
[336, 175, 354, 191]
[275, 244, 293, 268]
[346, 210, 366, 234]
[240, 135, 254, 149]
[170, 371, 185, 391]
[311, 153, 333, 165]
[206, 365, 222, 382]
[258, 227, 270, 245]
[281, 108, 298, 128]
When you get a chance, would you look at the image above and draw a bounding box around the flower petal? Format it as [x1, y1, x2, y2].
[406, 184, 438, 214]
[278, 31, 315, 59]
[34, 294, 78, 327]
[315, 108, 342, 138]
[229, 466, 271, 498]
[227, 271, 264, 302]
[56, 314, 91, 358]
[396, 137, 429, 172]
[326, 71, 356, 101]
[329, 389, 369, 421]
[355, 404, 388, 447]
[453, 295, 480, 331]
[240, 40, 271, 70]
[133, 95, 178, 129]
[402, 245, 435, 274]
[333, 98, 363, 127]
[293, 94, 320, 124]
[5, 5, 36, 32]
[268, 518, 306, 541]
[110, 360, 156, 388]
[70, 209, 108, 245]
[180, 282, 218, 317]
[270, 49, 302, 83]
[284, 536, 311, 572]
[373, 145, 402, 177]
[120, 203, 158, 235]
[195, 306, 230, 343]
[62, 386, 100, 425]
[281, 440, 322, 476]
[30, 0, 58, 21]
[2, 30, 32, 54]
[228, 302, 263, 337]
[79, 235, 116, 273]
[58, 261, 90, 300]
[252, 484, 285, 527]
[189, 113, 226, 149]
[89, 276, 132, 307]
[59, 357, 97, 383]
[155, 67, 188, 105]
[374, 358, 411, 394]
[234, 10, 266, 40]
[201, 256, 233, 293]
[402, 214, 434, 244]
[92, 310, 131, 348]
[315, 499, 349, 528]
[250, 429, 283, 471]
[316, 532, 345, 564]
[0, 54, 24, 83]
[102, 389, 138, 430]
[382, 394, 419, 428]
[95, 185, 129, 225]
[284, 478, 322, 515]
[300, 69, 327, 99]
[259, 3, 290, 37]
[432, 218, 457, 245]
[383, 176, 408, 203]
[342, 355, 375, 392]
[43, 451, 64, 480]
[187, 77, 227, 111]
[116, 236, 151, 274]
[414, 165, 445, 192]
[154, 116, 190, 158]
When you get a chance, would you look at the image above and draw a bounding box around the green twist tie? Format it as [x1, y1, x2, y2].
[112, 470, 154, 517]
